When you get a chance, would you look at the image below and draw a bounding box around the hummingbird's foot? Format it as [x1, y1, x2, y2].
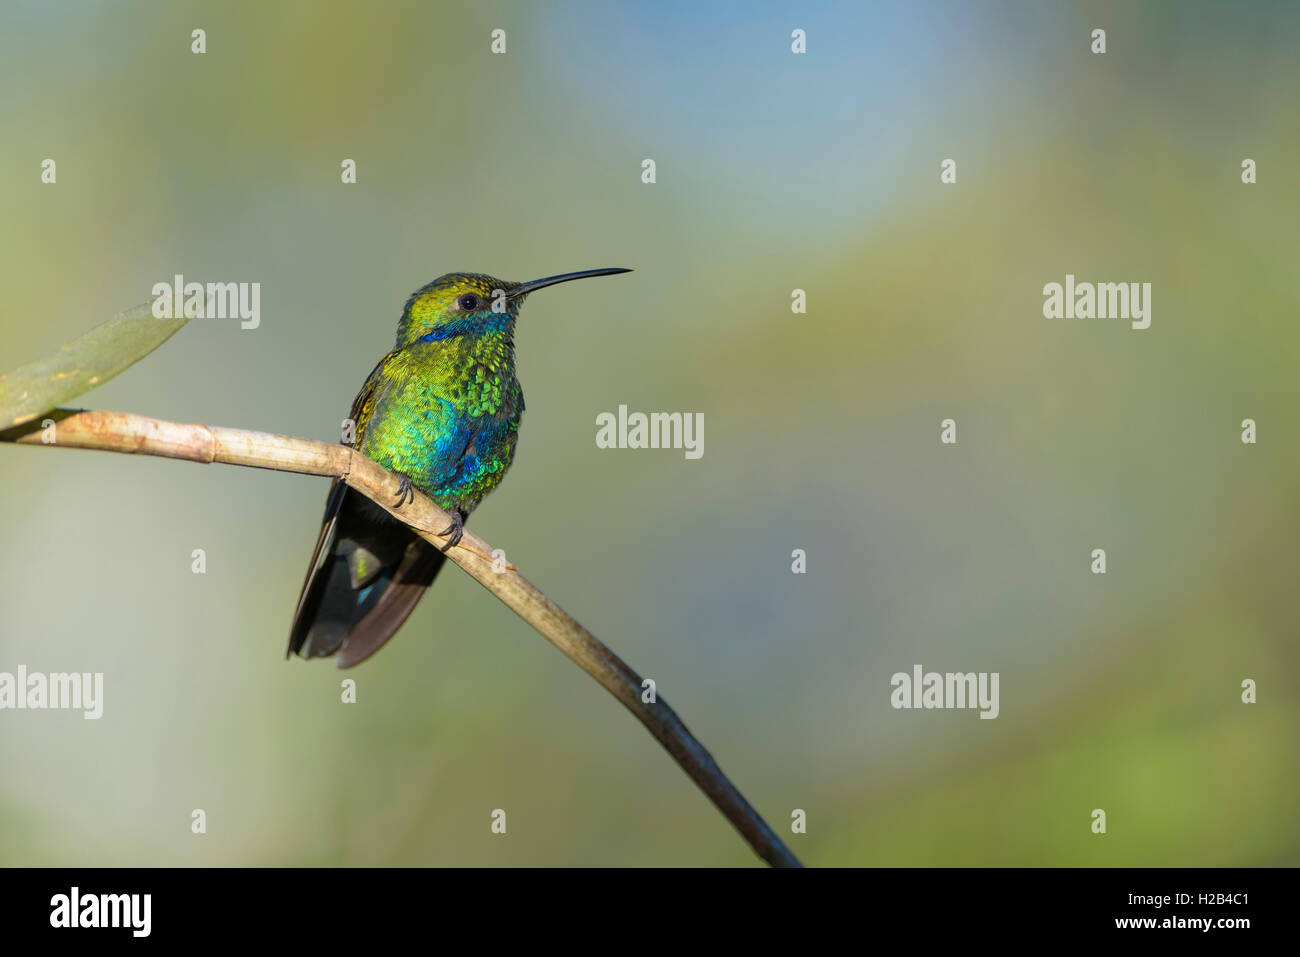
[392, 472, 415, 508]
[436, 510, 464, 552]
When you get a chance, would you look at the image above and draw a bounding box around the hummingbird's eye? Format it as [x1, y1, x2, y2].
[456, 294, 480, 311]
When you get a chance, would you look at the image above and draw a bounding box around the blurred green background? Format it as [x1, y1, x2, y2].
[1, 0, 1296, 866]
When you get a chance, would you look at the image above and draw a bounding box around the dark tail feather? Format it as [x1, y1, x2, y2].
[287, 481, 445, 667]
[287, 479, 351, 659]
[333, 541, 444, 667]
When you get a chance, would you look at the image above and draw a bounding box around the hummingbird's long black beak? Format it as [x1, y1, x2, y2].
[511, 267, 632, 298]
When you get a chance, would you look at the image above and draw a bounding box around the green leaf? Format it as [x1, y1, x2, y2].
[0, 302, 188, 430]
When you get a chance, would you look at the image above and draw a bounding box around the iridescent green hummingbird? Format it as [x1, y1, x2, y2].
[288, 267, 631, 667]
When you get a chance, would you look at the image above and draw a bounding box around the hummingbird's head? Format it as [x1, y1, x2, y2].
[395, 268, 632, 348]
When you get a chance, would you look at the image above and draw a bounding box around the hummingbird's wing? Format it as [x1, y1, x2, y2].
[286, 352, 445, 667]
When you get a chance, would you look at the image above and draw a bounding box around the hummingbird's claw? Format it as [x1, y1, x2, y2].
[437, 510, 464, 552]
[392, 472, 415, 508]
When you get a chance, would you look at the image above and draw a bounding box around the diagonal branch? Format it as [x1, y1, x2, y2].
[1, 407, 803, 868]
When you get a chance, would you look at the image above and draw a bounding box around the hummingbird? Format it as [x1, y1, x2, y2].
[287, 267, 632, 667]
